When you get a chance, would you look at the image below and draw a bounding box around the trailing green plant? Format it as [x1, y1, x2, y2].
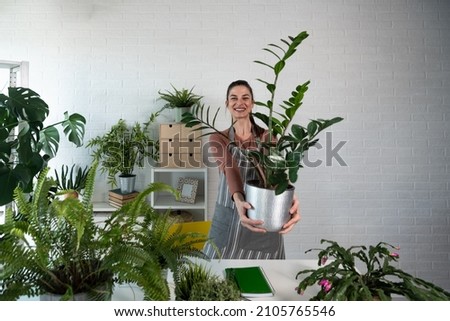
[87, 113, 159, 187]
[53, 164, 90, 194]
[101, 183, 211, 300]
[182, 31, 343, 195]
[0, 161, 113, 301]
[296, 239, 450, 301]
[158, 84, 203, 109]
[0, 87, 86, 205]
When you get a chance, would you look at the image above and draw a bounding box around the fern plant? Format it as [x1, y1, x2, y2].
[101, 182, 211, 301]
[0, 161, 113, 301]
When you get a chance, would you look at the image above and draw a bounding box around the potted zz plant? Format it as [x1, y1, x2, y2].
[158, 84, 203, 122]
[296, 239, 450, 301]
[87, 113, 159, 194]
[182, 31, 343, 231]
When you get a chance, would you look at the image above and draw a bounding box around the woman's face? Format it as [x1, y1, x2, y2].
[226, 85, 254, 120]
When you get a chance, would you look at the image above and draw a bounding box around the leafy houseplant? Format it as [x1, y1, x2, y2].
[175, 263, 241, 301]
[182, 31, 343, 231]
[87, 115, 159, 193]
[53, 164, 90, 198]
[158, 84, 203, 122]
[0, 87, 86, 206]
[296, 239, 450, 301]
[183, 32, 342, 196]
[101, 183, 211, 300]
[0, 161, 113, 301]
[0, 159, 208, 301]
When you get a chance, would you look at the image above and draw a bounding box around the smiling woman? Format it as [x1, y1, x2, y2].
[195, 79, 301, 260]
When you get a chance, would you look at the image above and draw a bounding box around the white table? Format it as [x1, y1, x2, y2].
[113, 259, 321, 301]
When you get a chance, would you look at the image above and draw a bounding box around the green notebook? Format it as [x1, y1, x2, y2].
[225, 266, 274, 298]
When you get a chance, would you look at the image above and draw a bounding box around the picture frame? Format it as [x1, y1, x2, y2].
[176, 177, 198, 204]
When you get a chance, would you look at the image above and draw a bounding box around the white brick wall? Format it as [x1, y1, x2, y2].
[1, 0, 449, 290]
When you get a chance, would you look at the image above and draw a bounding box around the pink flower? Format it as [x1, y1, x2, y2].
[320, 256, 328, 265]
[318, 279, 332, 293]
[390, 252, 399, 258]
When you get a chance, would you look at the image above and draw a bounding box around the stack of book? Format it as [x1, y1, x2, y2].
[108, 189, 139, 208]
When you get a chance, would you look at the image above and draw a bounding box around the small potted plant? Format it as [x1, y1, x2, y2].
[52, 164, 90, 199]
[296, 239, 450, 301]
[87, 114, 159, 194]
[158, 84, 203, 122]
[174, 263, 241, 301]
[182, 31, 343, 231]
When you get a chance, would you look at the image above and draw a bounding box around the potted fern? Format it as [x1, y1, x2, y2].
[100, 183, 211, 300]
[0, 161, 113, 301]
[0, 160, 210, 301]
[182, 31, 343, 231]
[158, 84, 203, 122]
[296, 239, 450, 301]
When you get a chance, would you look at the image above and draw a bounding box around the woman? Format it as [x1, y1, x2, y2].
[203, 80, 301, 259]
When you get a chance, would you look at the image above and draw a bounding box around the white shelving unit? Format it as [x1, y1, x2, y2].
[0, 60, 29, 217]
[149, 167, 208, 221]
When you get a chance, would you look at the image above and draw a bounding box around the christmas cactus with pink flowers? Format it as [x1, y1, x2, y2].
[296, 239, 450, 301]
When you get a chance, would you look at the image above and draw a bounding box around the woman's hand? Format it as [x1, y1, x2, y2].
[279, 194, 301, 234]
[233, 192, 266, 233]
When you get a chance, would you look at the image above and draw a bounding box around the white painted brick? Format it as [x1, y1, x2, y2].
[1, 0, 449, 290]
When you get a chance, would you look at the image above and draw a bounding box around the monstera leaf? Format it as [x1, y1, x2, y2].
[0, 87, 86, 205]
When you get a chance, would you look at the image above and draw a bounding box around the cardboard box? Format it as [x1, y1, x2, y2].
[159, 123, 182, 139]
[159, 152, 203, 168]
[159, 139, 202, 154]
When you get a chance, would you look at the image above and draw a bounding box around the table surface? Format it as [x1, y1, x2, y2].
[113, 259, 321, 301]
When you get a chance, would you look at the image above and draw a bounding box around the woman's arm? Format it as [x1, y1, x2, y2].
[209, 132, 266, 232]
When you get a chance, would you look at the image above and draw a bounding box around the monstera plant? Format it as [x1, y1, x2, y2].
[0, 87, 86, 205]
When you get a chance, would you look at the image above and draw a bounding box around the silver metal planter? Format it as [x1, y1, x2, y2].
[244, 180, 295, 232]
[119, 174, 136, 194]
